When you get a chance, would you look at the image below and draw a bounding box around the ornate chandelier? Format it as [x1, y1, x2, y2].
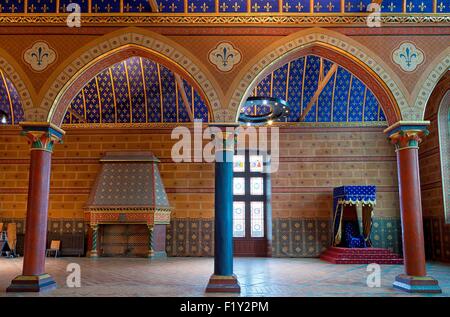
[239, 96, 290, 126]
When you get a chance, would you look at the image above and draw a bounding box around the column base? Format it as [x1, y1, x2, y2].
[7, 274, 57, 293]
[88, 251, 99, 258]
[205, 274, 241, 293]
[147, 251, 167, 259]
[393, 274, 442, 294]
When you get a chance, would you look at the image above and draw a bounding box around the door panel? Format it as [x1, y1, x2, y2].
[233, 151, 270, 257]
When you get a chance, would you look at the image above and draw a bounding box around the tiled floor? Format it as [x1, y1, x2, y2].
[0, 257, 449, 297]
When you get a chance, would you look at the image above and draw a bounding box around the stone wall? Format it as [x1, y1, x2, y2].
[0, 125, 402, 256]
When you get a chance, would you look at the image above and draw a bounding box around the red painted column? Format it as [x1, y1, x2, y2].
[7, 123, 64, 293]
[22, 149, 52, 276]
[385, 122, 441, 294]
[396, 146, 426, 276]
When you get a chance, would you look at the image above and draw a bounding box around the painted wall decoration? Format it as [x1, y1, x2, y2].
[63, 56, 210, 124]
[23, 41, 57, 72]
[208, 42, 242, 73]
[392, 42, 425, 72]
[0, 0, 448, 13]
[250, 54, 387, 124]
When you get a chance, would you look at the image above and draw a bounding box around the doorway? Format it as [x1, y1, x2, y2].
[232, 151, 271, 257]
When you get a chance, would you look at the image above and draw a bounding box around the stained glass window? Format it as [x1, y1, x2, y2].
[233, 177, 245, 195]
[251, 201, 264, 238]
[250, 155, 264, 172]
[233, 155, 245, 172]
[233, 202, 245, 238]
[250, 177, 264, 195]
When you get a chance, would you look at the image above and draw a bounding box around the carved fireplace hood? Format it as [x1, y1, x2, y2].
[84, 151, 171, 226]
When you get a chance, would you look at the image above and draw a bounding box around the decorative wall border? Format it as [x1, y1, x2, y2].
[41, 28, 223, 125]
[0, 15, 449, 26]
[226, 29, 407, 125]
[413, 49, 450, 120]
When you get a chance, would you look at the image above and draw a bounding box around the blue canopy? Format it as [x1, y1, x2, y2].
[333, 185, 376, 207]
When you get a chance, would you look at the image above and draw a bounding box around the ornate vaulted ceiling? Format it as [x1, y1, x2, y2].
[0, 0, 447, 13]
[0, 69, 24, 125]
[63, 56, 210, 124]
[251, 55, 386, 124]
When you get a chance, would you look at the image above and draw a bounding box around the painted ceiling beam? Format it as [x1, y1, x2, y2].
[174, 73, 194, 122]
[148, 0, 160, 12]
[300, 63, 338, 121]
[67, 108, 87, 123]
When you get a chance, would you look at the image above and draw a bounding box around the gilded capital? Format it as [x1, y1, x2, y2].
[384, 121, 430, 151]
[19, 122, 65, 153]
[208, 123, 239, 152]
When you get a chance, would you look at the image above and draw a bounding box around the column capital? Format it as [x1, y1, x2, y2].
[208, 123, 240, 152]
[384, 121, 430, 151]
[19, 122, 65, 153]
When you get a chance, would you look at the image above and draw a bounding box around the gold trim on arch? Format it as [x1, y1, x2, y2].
[47, 43, 215, 126]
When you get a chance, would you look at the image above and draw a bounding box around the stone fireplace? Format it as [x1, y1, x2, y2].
[84, 151, 171, 258]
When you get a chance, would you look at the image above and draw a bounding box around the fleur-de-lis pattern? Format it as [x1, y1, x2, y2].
[23, 41, 57, 72]
[0, 0, 448, 13]
[0, 69, 24, 125]
[63, 56, 210, 124]
[250, 55, 386, 123]
[392, 42, 425, 72]
[208, 42, 242, 72]
[0, 0, 448, 12]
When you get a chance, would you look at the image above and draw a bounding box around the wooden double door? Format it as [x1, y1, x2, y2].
[232, 151, 271, 257]
[100, 224, 148, 257]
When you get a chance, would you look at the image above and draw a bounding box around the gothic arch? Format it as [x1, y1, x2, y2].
[0, 48, 36, 121]
[42, 28, 223, 126]
[412, 48, 450, 120]
[226, 28, 407, 125]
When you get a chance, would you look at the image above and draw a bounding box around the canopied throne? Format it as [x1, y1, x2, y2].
[332, 185, 376, 248]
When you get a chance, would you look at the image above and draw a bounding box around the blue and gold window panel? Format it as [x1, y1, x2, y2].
[282, 0, 310, 12]
[60, 0, 89, 12]
[187, 0, 216, 12]
[250, 0, 279, 12]
[344, 0, 372, 12]
[313, 0, 341, 12]
[380, 0, 403, 12]
[0, 0, 25, 13]
[317, 60, 335, 122]
[157, 0, 185, 12]
[142, 59, 162, 122]
[27, 0, 57, 13]
[218, 0, 247, 12]
[286, 57, 306, 122]
[405, 0, 433, 12]
[92, 0, 121, 13]
[301, 55, 320, 122]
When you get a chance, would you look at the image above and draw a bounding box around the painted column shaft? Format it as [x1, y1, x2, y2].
[22, 149, 52, 276]
[396, 147, 426, 277]
[214, 149, 234, 276]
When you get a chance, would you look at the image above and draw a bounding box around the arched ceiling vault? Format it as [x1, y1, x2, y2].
[250, 54, 386, 124]
[63, 56, 210, 125]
